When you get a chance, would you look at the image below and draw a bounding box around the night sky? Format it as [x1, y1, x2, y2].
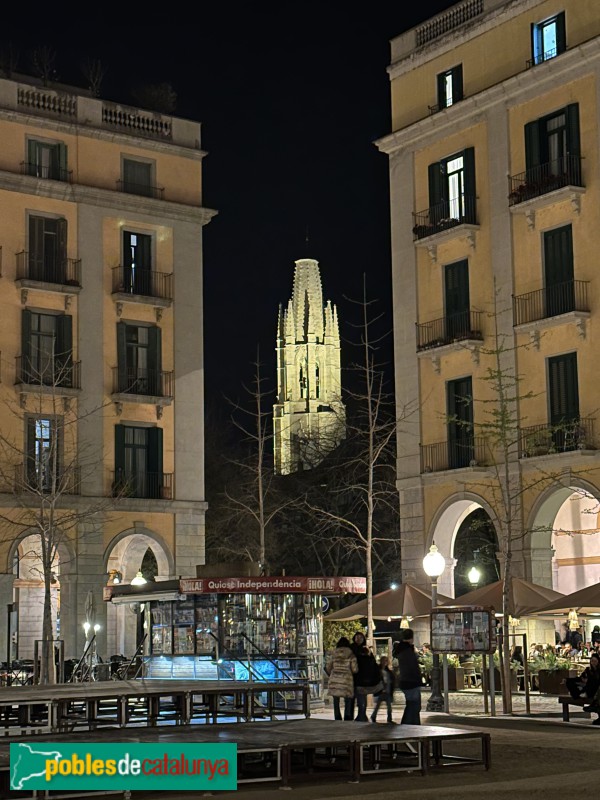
[4, 2, 456, 411]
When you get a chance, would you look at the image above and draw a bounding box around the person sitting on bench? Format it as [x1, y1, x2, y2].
[566, 653, 600, 725]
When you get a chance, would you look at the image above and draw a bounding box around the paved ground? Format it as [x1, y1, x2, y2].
[135, 690, 599, 800]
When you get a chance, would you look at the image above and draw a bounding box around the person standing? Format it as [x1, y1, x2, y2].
[325, 637, 358, 721]
[394, 628, 422, 725]
[371, 655, 395, 723]
[354, 645, 382, 721]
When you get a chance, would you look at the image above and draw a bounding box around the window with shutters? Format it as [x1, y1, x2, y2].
[114, 424, 164, 499]
[27, 215, 68, 283]
[509, 104, 581, 205]
[21, 310, 73, 387]
[116, 322, 162, 396]
[121, 157, 159, 198]
[548, 352, 580, 451]
[531, 12, 566, 67]
[447, 376, 474, 469]
[543, 225, 574, 318]
[420, 148, 476, 233]
[444, 260, 471, 340]
[26, 417, 59, 492]
[437, 65, 463, 110]
[122, 231, 153, 295]
[24, 139, 69, 182]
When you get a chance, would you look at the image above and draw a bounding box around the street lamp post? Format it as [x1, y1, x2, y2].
[423, 542, 446, 713]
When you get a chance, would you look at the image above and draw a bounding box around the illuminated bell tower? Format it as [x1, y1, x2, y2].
[274, 258, 345, 475]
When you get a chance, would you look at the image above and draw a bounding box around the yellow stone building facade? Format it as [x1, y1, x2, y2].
[378, 0, 600, 607]
[0, 75, 214, 662]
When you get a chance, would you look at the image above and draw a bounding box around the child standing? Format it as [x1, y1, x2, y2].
[370, 655, 395, 723]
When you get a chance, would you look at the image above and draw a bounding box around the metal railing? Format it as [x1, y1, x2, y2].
[512, 280, 589, 326]
[416, 310, 483, 351]
[508, 156, 583, 206]
[112, 367, 174, 398]
[111, 266, 173, 300]
[14, 463, 81, 495]
[111, 470, 173, 500]
[21, 161, 72, 183]
[519, 419, 595, 458]
[421, 437, 488, 473]
[116, 179, 164, 200]
[16, 251, 81, 287]
[412, 195, 477, 241]
[15, 355, 81, 390]
[526, 46, 560, 69]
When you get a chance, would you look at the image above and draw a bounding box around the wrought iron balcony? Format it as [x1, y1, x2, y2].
[111, 266, 173, 301]
[512, 280, 589, 326]
[526, 46, 559, 69]
[15, 356, 81, 390]
[508, 156, 583, 206]
[116, 179, 164, 200]
[420, 437, 487, 473]
[412, 195, 477, 241]
[111, 469, 173, 500]
[13, 463, 81, 495]
[416, 310, 483, 351]
[112, 367, 174, 398]
[15, 251, 81, 287]
[520, 419, 595, 458]
[21, 161, 72, 183]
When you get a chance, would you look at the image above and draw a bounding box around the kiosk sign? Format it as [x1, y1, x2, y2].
[430, 606, 496, 654]
[179, 577, 366, 595]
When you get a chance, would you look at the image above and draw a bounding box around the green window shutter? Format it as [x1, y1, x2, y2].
[428, 161, 445, 208]
[114, 425, 126, 476]
[55, 315, 73, 386]
[453, 64, 463, 102]
[147, 427, 164, 498]
[549, 353, 579, 424]
[463, 147, 476, 222]
[437, 72, 447, 108]
[556, 12, 566, 55]
[147, 326, 162, 395]
[445, 260, 470, 317]
[58, 144, 67, 178]
[27, 140, 38, 171]
[117, 322, 127, 390]
[524, 120, 541, 172]
[29, 216, 44, 278]
[21, 309, 32, 379]
[138, 233, 152, 268]
[566, 103, 580, 157]
[26, 418, 37, 483]
[544, 225, 573, 287]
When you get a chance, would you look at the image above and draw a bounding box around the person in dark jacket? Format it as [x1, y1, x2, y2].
[591, 626, 600, 647]
[354, 646, 381, 722]
[393, 629, 422, 725]
[370, 655, 395, 723]
[567, 653, 600, 701]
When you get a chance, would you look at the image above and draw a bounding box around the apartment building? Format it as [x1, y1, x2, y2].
[378, 0, 600, 602]
[0, 74, 214, 662]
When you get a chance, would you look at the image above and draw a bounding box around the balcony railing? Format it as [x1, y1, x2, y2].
[111, 470, 173, 500]
[21, 161, 72, 183]
[420, 437, 487, 473]
[16, 251, 81, 287]
[508, 156, 583, 206]
[112, 367, 174, 398]
[513, 280, 589, 326]
[520, 419, 595, 458]
[526, 46, 559, 69]
[416, 310, 483, 351]
[412, 195, 477, 241]
[116, 179, 164, 200]
[15, 356, 81, 390]
[13, 463, 81, 495]
[415, 0, 483, 46]
[111, 266, 173, 301]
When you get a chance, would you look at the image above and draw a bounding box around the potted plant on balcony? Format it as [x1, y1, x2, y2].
[524, 429, 555, 457]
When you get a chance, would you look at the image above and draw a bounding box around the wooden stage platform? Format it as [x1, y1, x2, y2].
[0, 679, 310, 734]
[0, 718, 491, 797]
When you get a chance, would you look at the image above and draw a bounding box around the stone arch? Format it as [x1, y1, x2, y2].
[526, 478, 600, 591]
[103, 527, 174, 658]
[426, 492, 501, 598]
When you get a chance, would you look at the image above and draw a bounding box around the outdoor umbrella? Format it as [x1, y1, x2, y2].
[451, 577, 564, 617]
[325, 582, 452, 621]
[531, 581, 600, 615]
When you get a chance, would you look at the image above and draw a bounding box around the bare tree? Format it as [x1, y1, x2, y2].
[81, 58, 106, 97]
[0, 42, 20, 78]
[307, 278, 400, 644]
[30, 46, 58, 86]
[0, 351, 119, 683]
